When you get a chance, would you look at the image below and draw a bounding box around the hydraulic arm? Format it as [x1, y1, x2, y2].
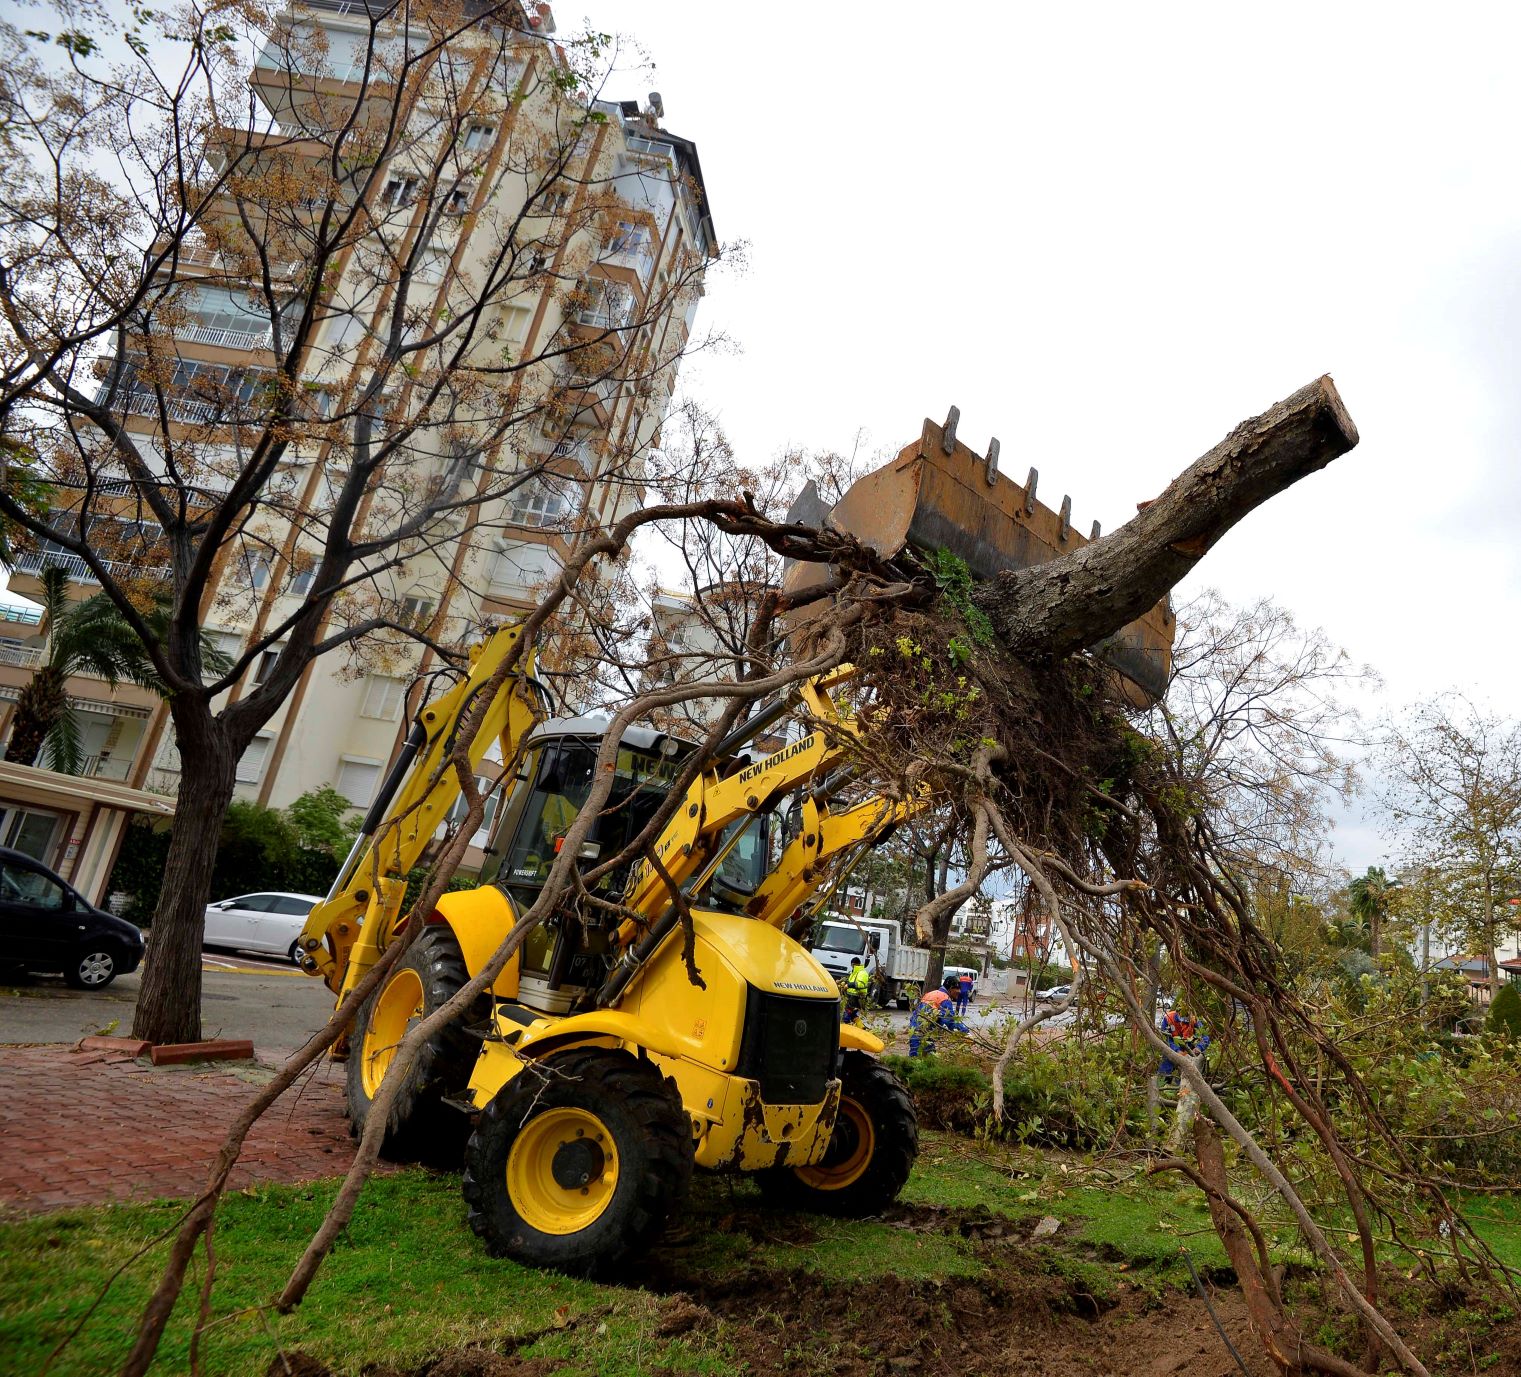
[296, 622, 541, 997]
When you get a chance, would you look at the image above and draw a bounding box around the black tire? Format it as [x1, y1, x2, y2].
[287, 939, 304, 967]
[65, 943, 123, 990]
[462, 1047, 693, 1276]
[345, 924, 488, 1159]
[757, 1050, 917, 1217]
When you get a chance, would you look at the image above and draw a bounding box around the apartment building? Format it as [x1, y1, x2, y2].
[0, 0, 716, 861]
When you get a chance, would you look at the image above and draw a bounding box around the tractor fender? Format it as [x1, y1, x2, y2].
[430, 886, 521, 999]
[840, 1024, 884, 1055]
[515, 1010, 685, 1063]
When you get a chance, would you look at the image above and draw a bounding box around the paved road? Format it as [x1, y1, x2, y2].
[1, 951, 337, 1061]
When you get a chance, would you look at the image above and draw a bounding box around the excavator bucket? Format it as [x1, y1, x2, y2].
[782, 411, 1175, 707]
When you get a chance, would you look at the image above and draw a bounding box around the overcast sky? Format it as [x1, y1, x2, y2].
[14, 2, 1517, 870]
[598, 0, 1521, 871]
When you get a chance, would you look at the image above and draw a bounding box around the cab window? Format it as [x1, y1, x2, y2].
[0, 862, 68, 909]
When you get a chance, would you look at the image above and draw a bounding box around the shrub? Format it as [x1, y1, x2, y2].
[1488, 983, 1521, 1041]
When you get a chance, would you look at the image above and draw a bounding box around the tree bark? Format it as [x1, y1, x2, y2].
[130, 707, 240, 1045]
[973, 376, 1359, 660]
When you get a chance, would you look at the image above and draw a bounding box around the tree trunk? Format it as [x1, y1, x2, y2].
[4, 666, 66, 765]
[973, 377, 1359, 660]
[130, 709, 240, 1046]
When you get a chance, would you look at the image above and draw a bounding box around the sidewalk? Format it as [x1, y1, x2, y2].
[0, 1044, 358, 1214]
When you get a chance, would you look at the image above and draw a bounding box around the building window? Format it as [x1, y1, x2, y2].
[401, 594, 435, 621]
[415, 246, 449, 284]
[336, 755, 382, 806]
[506, 475, 574, 528]
[253, 643, 286, 685]
[542, 189, 571, 217]
[205, 630, 243, 684]
[462, 122, 496, 152]
[360, 675, 406, 721]
[288, 565, 314, 596]
[235, 733, 274, 784]
[607, 220, 649, 255]
[380, 174, 419, 210]
[488, 539, 562, 594]
[442, 186, 471, 217]
[234, 550, 272, 590]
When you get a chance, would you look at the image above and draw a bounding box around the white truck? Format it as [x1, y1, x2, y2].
[809, 917, 931, 1009]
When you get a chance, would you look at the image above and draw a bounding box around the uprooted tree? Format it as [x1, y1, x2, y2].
[102, 372, 1517, 1377]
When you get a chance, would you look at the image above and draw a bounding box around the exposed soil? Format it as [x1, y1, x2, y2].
[268, 1202, 1521, 1377]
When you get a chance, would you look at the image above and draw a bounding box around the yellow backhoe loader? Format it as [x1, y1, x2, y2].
[295, 412, 1176, 1274]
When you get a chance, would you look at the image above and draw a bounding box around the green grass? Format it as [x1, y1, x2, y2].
[2, 1131, 1504, 1375]
[0, 1172, 727, 1377]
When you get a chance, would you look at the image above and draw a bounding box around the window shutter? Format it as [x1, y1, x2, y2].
[236, 734, 272, 784]
[337, 757, 381, 806]
[360, 676, 405, 721]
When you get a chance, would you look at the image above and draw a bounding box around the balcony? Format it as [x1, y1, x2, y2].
[0, 604, 43, 627]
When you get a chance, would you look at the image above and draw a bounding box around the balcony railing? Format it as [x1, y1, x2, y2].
[179, 322, 274, 351]
[623, 136, 676, 171]
[0, 643, 43, 670]
[80, 754, 133, 781]
[160, 242, 303, 281]
[95, 386, 219, 425]
[11, 550, 170, 586]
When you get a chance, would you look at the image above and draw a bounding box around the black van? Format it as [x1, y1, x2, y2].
[0, 845, 144, 988]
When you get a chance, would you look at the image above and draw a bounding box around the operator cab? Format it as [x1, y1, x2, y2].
[478, 717, 778, 1012]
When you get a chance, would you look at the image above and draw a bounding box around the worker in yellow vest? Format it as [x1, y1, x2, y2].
[842, 956, 873, 1024]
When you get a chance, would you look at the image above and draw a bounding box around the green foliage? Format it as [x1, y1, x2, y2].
[1488, 982, 1521, 1041]
[108, 788, 360, 921]
[926, 548, 994, 646]
[993, 1026, 1147, 1148]
[881, 1054, 990, 1133]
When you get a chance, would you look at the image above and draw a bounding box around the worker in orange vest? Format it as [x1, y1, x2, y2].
[909, 974, 969, 1056]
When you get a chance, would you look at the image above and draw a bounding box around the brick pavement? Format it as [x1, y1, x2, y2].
[0, 1044, 359, 1213]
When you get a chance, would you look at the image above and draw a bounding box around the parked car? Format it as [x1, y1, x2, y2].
[0, 845, 144, 988]
[1034, 983, 1072, 1002]
[203, 891, 324, 964]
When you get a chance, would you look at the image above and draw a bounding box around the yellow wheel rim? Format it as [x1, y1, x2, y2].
[362, 967, 425, 1098]
[794, 1095, 874, 1191]
[506, 1107, 621, 1236]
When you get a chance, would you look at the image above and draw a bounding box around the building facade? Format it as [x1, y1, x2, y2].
[1, 0, 715, 865]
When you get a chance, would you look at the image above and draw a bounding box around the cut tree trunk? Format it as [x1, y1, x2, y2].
[130, 710, 240, 1046]
[973, 376, 1359, 660]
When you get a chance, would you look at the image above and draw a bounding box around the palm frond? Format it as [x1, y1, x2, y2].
[39, 706, 83, 775]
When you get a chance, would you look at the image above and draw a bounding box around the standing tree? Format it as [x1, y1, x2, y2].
[1346, 864, 1401, 960]
[0, 0, 722, 1042]
[1380, 696, 1521, 998]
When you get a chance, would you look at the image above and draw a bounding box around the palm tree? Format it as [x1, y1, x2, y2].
[3, 567, 229, 774]
[1347, 865, 1402, 960]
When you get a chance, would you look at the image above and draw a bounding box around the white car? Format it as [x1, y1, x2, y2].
[203, 891, 323, 964]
